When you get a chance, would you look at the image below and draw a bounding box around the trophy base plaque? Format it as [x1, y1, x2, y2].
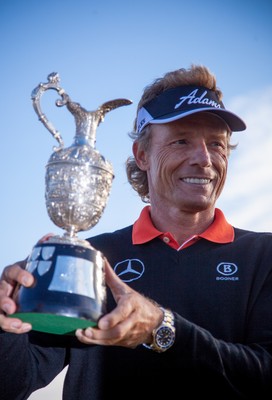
[12, 238, 106, 335]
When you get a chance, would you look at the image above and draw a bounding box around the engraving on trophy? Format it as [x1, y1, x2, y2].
[12, 73, 132, 335]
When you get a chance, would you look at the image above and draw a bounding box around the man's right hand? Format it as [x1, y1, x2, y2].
[0, 260, 33, 334]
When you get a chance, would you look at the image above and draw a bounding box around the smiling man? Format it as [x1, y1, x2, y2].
[135, 114, 230, 239]
[1, 65, 272, 399]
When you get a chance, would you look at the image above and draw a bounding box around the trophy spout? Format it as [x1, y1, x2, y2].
[66, 98, 133, 148]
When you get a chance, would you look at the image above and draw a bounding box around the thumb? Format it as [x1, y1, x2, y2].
[104, 258, 131, 302]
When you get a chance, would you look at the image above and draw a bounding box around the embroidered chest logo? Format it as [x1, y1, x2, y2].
[114, 259, 145, 282]
[216, 262, 239, 281]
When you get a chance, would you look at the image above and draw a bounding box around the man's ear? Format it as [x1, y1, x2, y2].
[132, 142, 149, 171]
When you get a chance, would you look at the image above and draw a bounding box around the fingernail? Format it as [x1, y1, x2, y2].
[2, 303, 12, 314]
[99, 319, 109, 330]
[22, 276, 32, 286]
[11, 321, 21, 329]
[21, 323, 32, 331]
[85, 328, 93, 338]
[22, 276, 35, 287]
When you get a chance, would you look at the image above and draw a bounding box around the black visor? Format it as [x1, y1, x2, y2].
[136, 85, 246, 133]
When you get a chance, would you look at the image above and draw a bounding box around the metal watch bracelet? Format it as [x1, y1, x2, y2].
[142, 307, 176, 353]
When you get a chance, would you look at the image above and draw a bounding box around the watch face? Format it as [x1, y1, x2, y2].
[155, 326, 175, 349]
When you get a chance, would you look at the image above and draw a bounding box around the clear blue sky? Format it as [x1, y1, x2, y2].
[1, 0, 272, 271]
[1, 0, 272, 398]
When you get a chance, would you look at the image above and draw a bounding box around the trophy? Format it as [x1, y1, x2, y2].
[12, 72, 132, 335]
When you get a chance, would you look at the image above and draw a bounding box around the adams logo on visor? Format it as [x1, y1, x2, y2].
[136, 85, 246, 133]
[174, 88, 221, 109]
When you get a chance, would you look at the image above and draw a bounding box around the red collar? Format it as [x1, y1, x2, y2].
[132, 206, 234, 248]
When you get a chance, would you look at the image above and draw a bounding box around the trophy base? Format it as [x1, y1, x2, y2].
[12, 239, 107, 335]
[11, 312, 97, 335]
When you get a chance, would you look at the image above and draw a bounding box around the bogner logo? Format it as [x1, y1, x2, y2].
[174, 89, 221, 109]
[216, 262, 239, 281]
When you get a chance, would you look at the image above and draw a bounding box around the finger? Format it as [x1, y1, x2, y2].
[98, 293, 135, 332]
[98, 261, 135, 330]
[75, 323, 125, 345]
[0, 314, 32, 334]
[1, 264, 34, 288]
[0, 264, 34, 315]
[0, 294, 18, 315]
[37, 233, 55, 244]
[76, 312, 140, 347]
[104, 259, 131, 299]
[75, 329, 113, 345]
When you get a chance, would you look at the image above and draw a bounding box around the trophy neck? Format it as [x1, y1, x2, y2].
[67, 101, 102, 148]
[64, 226, 78, 238]
[73, 118, 99, 147]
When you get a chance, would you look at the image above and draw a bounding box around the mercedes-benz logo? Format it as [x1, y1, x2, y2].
[114, 259, 145, 282]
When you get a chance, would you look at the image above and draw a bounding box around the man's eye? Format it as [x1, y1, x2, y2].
[212, 142, 225, 148]
[174, 139, 187, 145]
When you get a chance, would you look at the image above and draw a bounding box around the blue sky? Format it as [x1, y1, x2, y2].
[1, 0, 272, 396]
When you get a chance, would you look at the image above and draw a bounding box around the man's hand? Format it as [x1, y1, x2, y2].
[0, 233, 55, 334]
[0, 260, 33, 333]
[75, 259, 163, 348]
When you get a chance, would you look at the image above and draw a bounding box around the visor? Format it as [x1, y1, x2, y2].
[136, 85, 246, 133]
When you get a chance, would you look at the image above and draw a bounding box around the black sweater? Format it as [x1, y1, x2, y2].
[1, 225, 272, 399]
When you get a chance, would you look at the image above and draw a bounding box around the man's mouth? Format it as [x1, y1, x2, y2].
[181, 178, 212, 184]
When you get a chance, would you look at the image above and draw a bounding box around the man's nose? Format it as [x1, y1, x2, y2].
[190, 144, 212, 167]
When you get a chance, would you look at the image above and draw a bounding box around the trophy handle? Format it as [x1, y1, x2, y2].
[31, 72, 133, 150]
[31, 72, 68, 149]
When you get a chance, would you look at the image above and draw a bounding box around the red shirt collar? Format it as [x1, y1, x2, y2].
[132, 205, 234, 246]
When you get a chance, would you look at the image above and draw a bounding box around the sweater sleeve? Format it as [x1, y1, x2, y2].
[0, 330, 68, 400]
[172, 264, 272, 398]
[173, 314, 272, 396]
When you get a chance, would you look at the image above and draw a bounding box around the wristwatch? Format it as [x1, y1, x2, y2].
[143, 307, 176, 353]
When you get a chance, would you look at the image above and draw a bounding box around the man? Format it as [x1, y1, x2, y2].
[1, 65, 272, 399]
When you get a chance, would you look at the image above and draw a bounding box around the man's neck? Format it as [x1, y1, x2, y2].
[149, 205, 215, 245]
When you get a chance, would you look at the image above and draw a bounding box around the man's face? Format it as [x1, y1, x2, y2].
[134, 113, 230, 213]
